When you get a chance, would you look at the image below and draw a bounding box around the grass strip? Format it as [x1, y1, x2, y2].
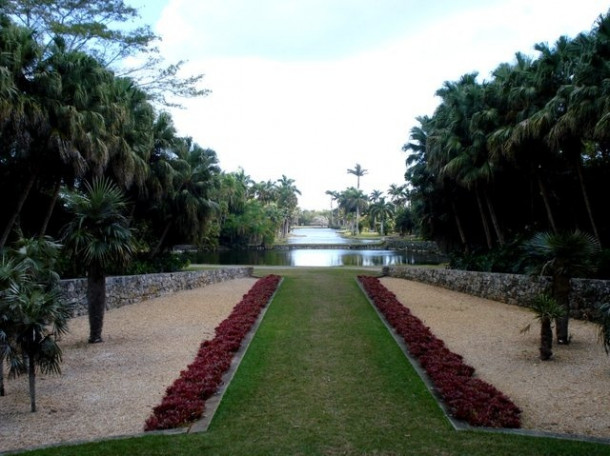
[23, 268, 610, 456]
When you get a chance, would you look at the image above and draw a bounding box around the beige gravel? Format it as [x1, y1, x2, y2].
[381, 277, 610, 440]
[2, 275, 609, 453]
[0, 277, 258, 454]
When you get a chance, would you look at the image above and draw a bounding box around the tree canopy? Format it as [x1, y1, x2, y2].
[404, 10, 610, 262]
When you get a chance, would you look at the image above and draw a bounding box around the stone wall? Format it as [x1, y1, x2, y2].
[385, 266, 610, 320]
[60, 267, 253, 317]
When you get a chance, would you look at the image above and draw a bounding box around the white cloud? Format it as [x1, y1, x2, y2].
[153, 0, 608, 209]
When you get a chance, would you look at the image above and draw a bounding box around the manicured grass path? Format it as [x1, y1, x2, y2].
[28, 268, 610, 455]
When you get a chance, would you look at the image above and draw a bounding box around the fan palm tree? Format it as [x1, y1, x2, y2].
[522, 294, 566, 360]
[0, 254, 27, 397]
[5, 279, 68, 412]
[523, 230, 600, 344]
[1, 236, 69, 411]
[61, 178, 134, 343]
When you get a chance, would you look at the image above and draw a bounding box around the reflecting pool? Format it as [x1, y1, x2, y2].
[191, 228, 443, 267]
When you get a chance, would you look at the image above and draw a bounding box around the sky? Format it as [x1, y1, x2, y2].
[129, 0, 609, 210]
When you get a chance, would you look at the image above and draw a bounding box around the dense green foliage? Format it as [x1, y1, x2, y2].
[404, 11, 610, 264]
[0, 236, 70, 410]
[0, 7, 302, 274]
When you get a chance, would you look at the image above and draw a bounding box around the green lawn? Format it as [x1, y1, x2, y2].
[24, 268, 610, 455]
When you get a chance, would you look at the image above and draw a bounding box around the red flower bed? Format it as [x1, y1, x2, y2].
[358, 275, 521, 429]
[144, 274, 281, 431]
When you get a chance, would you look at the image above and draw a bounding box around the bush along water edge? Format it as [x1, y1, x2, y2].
[357, 275, 521, 429]
[144, 274, 282, 431]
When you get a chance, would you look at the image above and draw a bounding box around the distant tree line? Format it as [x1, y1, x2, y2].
[325, 164, 414, 237]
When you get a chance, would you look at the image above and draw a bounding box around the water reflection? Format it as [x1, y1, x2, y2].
[192, 248, 417, 267]
[190, 228, 443, 267]
[286, 227, 376, 245]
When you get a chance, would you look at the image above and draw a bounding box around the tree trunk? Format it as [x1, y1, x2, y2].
[553, 273, 571, 345]
[575, 157, 601, 246]
[536, 173, 558, 234]
[475, 188, 493, 249]
[451, 201, 469, 253]
[0, 171, 38, 249]
[485, 193, 505, 246]
[149, 221, 172, 259]
[539, 317, 553, 360]
[39, 179, 62, 237]
[87, 263, 106, 343]
[28, 355, 36, 412]
[0, 355, 5, 397]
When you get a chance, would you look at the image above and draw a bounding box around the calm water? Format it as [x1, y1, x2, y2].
[194, 228, 441, 267]
[286, 227, 377, 245]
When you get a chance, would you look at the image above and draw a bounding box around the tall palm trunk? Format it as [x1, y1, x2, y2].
[536, 172, 558, 234]
[149, 221, 172, 259]
[574, 157, 601, 246]
[451, 201, 469, 253]
[485, 193, 505, 246]
[475, 187, 493, 249]
[553, 272, 571, 344]
[87, 263, 106, 343]
[28, 354, 37, 412]
[39, 180, 62, 237]
[0, 353, 5, 396]
[0, 171, 38, 249]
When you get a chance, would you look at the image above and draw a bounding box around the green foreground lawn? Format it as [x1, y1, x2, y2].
[23, 268, 610, 455]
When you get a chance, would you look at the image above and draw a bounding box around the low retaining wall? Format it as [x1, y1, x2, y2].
[60, 267, 253, 317]
[384, 266, 610, 320]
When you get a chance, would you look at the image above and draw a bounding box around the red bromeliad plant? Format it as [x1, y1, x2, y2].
[358, 275, 521, 429]
[144, 274, 281, 431]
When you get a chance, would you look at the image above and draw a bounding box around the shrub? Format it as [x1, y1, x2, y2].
[144, 274, 281, 431]
[358, 275, 521, 428]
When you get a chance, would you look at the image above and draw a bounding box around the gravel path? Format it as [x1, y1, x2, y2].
[381, 277, 610, 440]
[2, 275, 609, 453]
[0, 277, 258, 454]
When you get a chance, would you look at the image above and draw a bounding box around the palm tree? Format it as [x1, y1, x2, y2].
[276, 175, 301, 238]
[61, 178, 134, 343]
[522, 294, 566, 360]
[387, 184, 409, 207]
[5, 278, 68, 412]
[1, 236, 69, 411]
[338, 187, 368, 235]
[148, 139, 219, 256]
[523, 230, 600, 344]
[347, 163, 368, 189]
[0, 254, 27, 397]
[368, 197, 395, 235]
[325, 190, 339, 227]
[369, 189, 383, 203]
[0, 21, 45, 248]
[346, 164, 368, 234]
